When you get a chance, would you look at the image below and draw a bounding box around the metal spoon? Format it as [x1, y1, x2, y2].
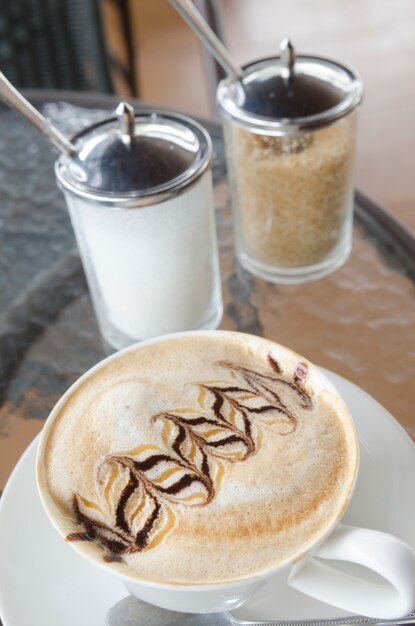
[169, 0, 243, 80]
[106, 595, 415, 626]
[0, 71, 76, 157]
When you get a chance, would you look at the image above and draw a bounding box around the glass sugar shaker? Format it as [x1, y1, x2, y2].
[217, 40, 363, 283]
[56, 104, 223, 351]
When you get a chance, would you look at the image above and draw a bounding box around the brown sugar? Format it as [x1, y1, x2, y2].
[225, 115, 357, 268]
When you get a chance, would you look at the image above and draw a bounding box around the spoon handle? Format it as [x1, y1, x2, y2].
[0, 71, 76, 156]
[231, 615, 415, 626]
[169, 0, 243, 80]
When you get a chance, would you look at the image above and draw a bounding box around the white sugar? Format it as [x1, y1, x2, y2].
[66, 172, 221, 343]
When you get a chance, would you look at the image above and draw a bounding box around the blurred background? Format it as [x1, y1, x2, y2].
[1, 0, 413, 230]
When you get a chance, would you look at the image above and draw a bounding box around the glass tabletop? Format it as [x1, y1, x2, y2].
[0, 91, 414, 493]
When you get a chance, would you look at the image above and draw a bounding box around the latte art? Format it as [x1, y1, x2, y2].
[69, 359, 312, 560]
[38, 333, 358, 584]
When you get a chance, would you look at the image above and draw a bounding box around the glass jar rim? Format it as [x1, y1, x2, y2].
[216, 55, 363, 135]
[55, 110, 212, 208]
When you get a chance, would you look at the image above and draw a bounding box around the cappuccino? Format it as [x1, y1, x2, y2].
[37, 332, 357, 585]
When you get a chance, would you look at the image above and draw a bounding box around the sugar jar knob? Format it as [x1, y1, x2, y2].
[280, 38, 296, 81]
[116, 101, 135, 143]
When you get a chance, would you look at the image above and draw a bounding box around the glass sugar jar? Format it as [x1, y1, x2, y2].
[217, 40, 363, 283]
[56, 104, 223, 351]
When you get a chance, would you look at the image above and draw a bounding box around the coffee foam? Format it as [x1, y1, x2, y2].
[37, 332, 358, 585]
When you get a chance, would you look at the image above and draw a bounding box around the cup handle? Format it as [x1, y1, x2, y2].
[288, 524, 415, 618]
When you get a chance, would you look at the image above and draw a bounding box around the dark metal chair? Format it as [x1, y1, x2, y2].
[0, 0, 114, 92]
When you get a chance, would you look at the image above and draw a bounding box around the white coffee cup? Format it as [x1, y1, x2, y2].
[36, 331, 415, 617]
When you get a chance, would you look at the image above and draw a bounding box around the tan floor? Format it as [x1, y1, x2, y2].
[122, 0, 415, 234]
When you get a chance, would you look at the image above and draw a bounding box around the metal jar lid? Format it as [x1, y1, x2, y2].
[55, 104, 212, 208]
[216, 40, 363, 135]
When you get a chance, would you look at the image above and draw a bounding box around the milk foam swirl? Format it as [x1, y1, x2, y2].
[67, 357, 312, 561]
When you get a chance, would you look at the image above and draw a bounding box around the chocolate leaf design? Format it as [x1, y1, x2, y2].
[69, 354, 310, 560]
[72, 492, 132, 556]
[69, 442, 215, 558]
[108, 447, 213, 507]
[215, 360, 314, 432]
[154, 408, 252, 469]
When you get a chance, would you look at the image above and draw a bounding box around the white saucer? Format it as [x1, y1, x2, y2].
[0, 371, 414, 626]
